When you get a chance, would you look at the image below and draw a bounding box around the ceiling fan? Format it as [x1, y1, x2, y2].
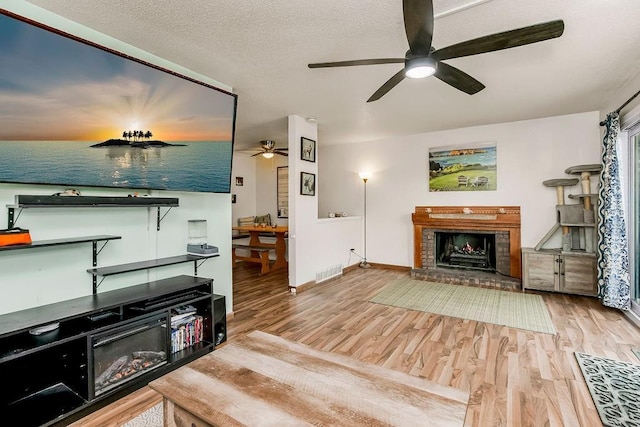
[250, 140, 288, 158]
[308, 0, 564, 102]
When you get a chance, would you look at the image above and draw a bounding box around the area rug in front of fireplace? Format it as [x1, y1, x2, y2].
[575, 352, 640, 427]
[370, 279, 556, 334]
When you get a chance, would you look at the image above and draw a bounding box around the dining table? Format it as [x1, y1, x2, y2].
[232, 224, 288, 271]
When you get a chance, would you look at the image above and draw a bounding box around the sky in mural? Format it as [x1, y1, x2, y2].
[0, 14, 235, 142]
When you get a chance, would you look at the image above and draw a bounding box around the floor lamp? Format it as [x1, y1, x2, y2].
[359, 172, 371, 268]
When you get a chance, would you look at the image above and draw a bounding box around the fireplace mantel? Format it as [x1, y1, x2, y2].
[412, 206, 522, 279]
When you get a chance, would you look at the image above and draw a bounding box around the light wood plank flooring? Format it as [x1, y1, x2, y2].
[78, 263, 640, 426]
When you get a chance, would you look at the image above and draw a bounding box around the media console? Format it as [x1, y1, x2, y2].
[0, 275, 218, 427]
[1, 194, 227, 425]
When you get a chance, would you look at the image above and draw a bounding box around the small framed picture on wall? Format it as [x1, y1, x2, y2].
[300, 172, 316, 196]
[300, 137, 316, 163]
[235, 177, 244, 186]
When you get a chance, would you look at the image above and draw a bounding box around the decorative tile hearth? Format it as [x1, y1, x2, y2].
[411, 267, 521, 290]
[411, 206, 522, 289]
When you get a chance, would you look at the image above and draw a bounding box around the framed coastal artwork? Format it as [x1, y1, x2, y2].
[428, 142, 497, 192]
[0, 10, 237, 193]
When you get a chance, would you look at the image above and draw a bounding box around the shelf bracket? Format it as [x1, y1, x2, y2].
[157, 207, 173, 231]
[93, 276, 106, 295]
[7, 207, 22, 228]
[92, 240, 111, 266]
[91, 240, 111, 294]
[194, 257, 211, 276]
[95, 240, 110, 258]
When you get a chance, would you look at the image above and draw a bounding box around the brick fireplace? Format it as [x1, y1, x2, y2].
[411, 206, 522, 289]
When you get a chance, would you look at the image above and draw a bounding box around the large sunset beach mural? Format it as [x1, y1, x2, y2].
[0, 10, 237, 193]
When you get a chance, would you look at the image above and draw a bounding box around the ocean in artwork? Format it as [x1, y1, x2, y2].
[0, 141, 232, 193]
[429, 145, 497, 168]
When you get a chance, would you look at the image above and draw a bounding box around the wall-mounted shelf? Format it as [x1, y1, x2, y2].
[0, 235, 122, 295]
[87, 254, 219, 294]
[0, 235, 120, 252]
[7, 195, 179, 230]
[9, 195, 179, 208]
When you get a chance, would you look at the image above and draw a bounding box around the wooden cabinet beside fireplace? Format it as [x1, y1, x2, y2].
[522, 248, 597, 296]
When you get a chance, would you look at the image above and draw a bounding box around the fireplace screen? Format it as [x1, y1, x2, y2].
[91, 315, 167, 397]
[436, 232, 496, 271]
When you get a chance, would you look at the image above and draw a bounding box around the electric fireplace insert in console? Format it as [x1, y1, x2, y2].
[91, 314, 168, 398]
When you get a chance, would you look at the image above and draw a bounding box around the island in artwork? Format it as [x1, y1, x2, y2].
[91, 130, 186, 148]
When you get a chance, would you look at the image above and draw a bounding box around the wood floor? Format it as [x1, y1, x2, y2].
[77, 263, 640, 426]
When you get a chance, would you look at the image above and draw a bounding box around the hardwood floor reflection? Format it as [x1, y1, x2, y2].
[78, 263, 640, 426]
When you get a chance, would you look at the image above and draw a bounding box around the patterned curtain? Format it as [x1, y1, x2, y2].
[597, 112, 631, 310]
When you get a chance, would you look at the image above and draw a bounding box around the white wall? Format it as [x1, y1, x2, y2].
[231, 152, 257, 226]
[0, 185, 233, 315]
[256, 155, 288, 225]
[319, 111, 602, 267]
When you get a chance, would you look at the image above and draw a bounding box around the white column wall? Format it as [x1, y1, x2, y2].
[287, 115, 362, 288]
[318, 111, 602, 267]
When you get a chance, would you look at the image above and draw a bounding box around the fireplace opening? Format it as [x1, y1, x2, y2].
[435, 231, 496, 272]
[91, 315, 168, 398]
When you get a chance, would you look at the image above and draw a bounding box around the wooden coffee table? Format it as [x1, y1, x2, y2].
[149, 331, 468, 426]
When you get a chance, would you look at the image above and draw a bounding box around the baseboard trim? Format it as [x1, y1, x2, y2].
[368, 263, 412, 271]
[289, 280, 315, 294]
[288, 263, 411, 294]
[343, 264, 360, 273]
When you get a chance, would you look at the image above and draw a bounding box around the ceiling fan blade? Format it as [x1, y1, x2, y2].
[250, 152, 262, 157]
[403, 0, 434, 54]
[367, 68, 406, 102]
[432, 20, 564, 61]
[434, 62, 485, 95]
[308, 58, 404, 68]
[275, 151, 289, 157]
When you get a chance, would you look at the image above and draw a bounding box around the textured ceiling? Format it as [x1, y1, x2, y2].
[22, 0, 640, 150]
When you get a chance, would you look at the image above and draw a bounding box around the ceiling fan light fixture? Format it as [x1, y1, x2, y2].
[262, 152, 274, 159]
[405, 56, 437, 79]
